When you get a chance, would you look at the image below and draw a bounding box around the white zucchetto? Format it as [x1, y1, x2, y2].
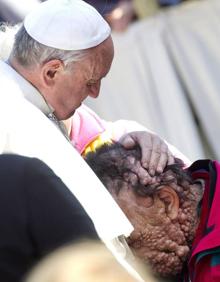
[24, 0, 111, 50]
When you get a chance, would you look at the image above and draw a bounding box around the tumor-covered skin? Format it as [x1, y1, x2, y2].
[85, 143, 202, 278]
[111, 169, 201, 278]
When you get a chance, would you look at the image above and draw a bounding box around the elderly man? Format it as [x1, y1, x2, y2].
[0, 0, 189, 279]
[86, 143, 220, 282]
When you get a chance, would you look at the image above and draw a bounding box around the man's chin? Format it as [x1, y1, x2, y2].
[151, 262, 183, 279]
[131, 247, 185, 278]
[67, 110, 76, 118]
[62, 109, 77, 120]
[69, 103, 82, 117]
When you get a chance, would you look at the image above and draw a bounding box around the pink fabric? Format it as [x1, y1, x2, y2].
[70, 104, 191, 165]
[70, 104, 107, 154]
[186, 160, 220, 282]
[190, 162, 220, 257]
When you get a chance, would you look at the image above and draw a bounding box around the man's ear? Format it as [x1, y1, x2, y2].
[157, 187, 179, 220]
[40, 59, 64, 87]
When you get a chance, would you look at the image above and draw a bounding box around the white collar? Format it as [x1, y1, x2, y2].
[0, 60, 54, 116]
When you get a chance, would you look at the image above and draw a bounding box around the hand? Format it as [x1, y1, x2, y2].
[119, 131, 174, 184]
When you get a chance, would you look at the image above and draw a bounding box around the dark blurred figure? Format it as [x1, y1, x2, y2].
[86, 0, 136, 32]
[0, 0, 40, 24]
[0, 1, 22, 23]
[158, 0, 181, 6]
[158, 0, 192, 7]
[85, 0, 119, 14]
[0, 154, 97, 282]
[86, 0, 192, 32]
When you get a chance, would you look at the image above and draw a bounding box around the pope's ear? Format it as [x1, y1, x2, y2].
[157, 187, 179, 220]
[40, 59, 64, 87]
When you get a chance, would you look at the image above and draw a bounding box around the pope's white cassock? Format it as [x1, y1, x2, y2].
[0, 59, 144, 279]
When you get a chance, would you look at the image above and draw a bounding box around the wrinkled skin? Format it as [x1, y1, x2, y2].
[85, 143, 201, 278]
[111, 169, 201, 278]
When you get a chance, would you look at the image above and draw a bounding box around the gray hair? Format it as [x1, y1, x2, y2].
[11, 25, 89, 68]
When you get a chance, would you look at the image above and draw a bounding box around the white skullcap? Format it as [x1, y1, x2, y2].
[24, 0, 111, 50]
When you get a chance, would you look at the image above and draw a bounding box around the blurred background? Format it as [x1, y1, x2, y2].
[1, 0, 220, 161]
